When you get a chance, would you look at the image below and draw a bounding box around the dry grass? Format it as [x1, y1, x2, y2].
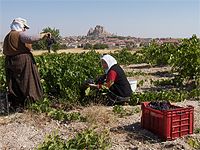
[32, 48, 120, 56]
[0, 111, 50, 127]
[81, 104, 117, 128]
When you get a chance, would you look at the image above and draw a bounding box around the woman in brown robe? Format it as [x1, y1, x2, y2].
[3, 17, 49, 111]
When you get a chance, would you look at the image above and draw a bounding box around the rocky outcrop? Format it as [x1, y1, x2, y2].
[87, 25, 111, 37]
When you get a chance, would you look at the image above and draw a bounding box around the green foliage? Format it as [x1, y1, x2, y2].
[142, 40, 177, 66]
[0, 56, 6, 92]
[0, 50, 145, 105]
[37, 129, 111, 150]
[93, 43, 109, 49]
[32, 27, 62, 51]
[30, 97, 51, 113]
[85, 87, 91, 96]
[35, 51, 103, 102]
[129, 90, 190, 105]
[188, 88, 200, 100]
[83, 43, 93, 49]
[66, 129, 111, 149]
[0, 49, 199, 106]
[195, 128, 200, 134]
[37, 132, 67, 150]
[152, 79, 178, 87]
[187, 137, 200, 149]
[80, 87, 109, 106]
[112, 49, 144, 65]
[142, 35, 200, 86]
[30, 98, 86, 122]
[48, 109, 86, 122]
[133, 107, 141, 113]
[137, 80, 144, 87]
[32, 40, 46, 51]
[169, 35, 200, 85]
[113, 105, 126, 117]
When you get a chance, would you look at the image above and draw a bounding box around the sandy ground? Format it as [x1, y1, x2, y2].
[31, 48, 120, 56]
[0, 100, 199, 150]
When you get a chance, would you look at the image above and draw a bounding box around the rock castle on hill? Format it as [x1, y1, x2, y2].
[87, 25, 112, 37]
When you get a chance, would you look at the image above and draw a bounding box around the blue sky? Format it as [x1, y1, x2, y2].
[0, 0, 200, 41]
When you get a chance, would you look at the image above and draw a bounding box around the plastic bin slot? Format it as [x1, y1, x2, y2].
[172, 129, 189, 134]
[174, 111, 187, 115]
[172, 118, 189, 123]
[172, 123, 190, 128]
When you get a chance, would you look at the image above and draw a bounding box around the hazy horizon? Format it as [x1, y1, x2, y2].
[0, 0, 200, 41]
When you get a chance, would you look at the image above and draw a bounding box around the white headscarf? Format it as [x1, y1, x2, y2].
[10, 17, 30, 31]
[101, 54, 117, 74]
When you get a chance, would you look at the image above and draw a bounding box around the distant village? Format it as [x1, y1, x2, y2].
[0, 25, 180, 52]
[61, 25, 179, 49]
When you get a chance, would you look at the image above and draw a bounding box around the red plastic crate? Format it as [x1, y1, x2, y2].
[141, 102, 194, 141]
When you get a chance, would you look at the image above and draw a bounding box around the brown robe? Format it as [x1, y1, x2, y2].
[3, 31, 43, 106]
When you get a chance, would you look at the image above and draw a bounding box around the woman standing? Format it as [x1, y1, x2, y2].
[3, 17, 49, 111]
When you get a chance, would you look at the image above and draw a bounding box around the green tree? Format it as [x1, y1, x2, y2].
[142, 40, 177, 66]
[93, 43, 108, 49]
[32, 27, 62, 52]
[83, 43, 93, 49]
[169, 34, 200, 85]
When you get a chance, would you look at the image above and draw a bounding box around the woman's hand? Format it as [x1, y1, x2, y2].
[39, 32, 51, 39]
[88, 83, 98, 89]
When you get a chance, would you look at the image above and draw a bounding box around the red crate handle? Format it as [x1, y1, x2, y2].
[176, 111, 186, 115]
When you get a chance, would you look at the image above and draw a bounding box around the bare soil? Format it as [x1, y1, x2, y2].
[0, 100, 199, 150]
[0, 56, 199, 150]
[31, 48, 120, 56]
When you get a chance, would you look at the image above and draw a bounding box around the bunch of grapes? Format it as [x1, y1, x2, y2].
[148, 101, 171, 110]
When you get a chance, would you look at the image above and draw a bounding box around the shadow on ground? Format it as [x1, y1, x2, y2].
[149, 71, 175, 78]
[110, 122, 162, 145]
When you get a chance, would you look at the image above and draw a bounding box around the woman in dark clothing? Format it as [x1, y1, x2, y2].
[89, 54, 132, 105]
[46, 33, 55, 53]
[3, 17, 49, 111]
